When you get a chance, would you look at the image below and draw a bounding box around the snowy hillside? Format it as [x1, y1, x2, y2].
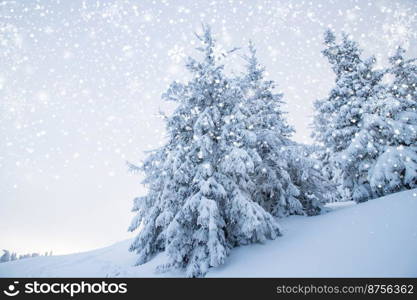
[1, 189, 416, 278]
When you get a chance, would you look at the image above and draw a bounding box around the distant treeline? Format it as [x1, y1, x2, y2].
[0, 249, 53, 263]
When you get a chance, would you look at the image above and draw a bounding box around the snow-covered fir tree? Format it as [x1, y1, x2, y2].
[284, 143, 336, 211]
[240, 42, 328, 215]
[312, 30, 385, 202]
[0, 250, 10, 263]
[369, 47, 417, 194]
[129, 26, 280, 277]
[10, 253, 17, 261]
[339, 47, 417, 198]
[389, 46, 417, 105]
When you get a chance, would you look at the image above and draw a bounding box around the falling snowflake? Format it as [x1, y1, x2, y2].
[168, 45, 185, 63]
[127, 78, 142, 94]
[101, 3, 124, 23]
[272, 5, 291, 26]
[369, 6, 417, 52]
[381, 8, 416, 49]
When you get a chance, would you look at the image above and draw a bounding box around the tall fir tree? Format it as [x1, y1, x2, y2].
[240, 42, 327, 216]
[389, 46, 417, 103]
[369, 47, 417, 193]
[340, 47, 417, 197]
[129, 26, 280, 277]
[312, 30, 385, 202]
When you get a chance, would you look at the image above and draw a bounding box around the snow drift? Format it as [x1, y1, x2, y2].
[1, 189, 416, 277]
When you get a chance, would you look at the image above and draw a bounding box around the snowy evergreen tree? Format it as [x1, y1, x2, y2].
[284, 143, 336, 212]
[313, 34, 417, 202]
[389, 46, 417, 103]
[10, 252, 17, 261]
[129, 26, 280, 277]
[240, 42, 328, 215]
[312, 30, 385, 202]
[339, 47, 417, 198]
[0, 250, 10, 263]
[369, 47, 417, 193]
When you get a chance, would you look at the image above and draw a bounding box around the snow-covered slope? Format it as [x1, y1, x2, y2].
[1, 189, 416, 277]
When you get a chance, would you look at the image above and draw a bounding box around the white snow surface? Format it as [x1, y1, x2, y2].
[1, 189, 416, 278]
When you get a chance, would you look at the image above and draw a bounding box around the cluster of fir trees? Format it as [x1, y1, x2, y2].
[312, 30, 417, 203]
[128, 26, 416, 277]
[128, 26, 333, 277]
